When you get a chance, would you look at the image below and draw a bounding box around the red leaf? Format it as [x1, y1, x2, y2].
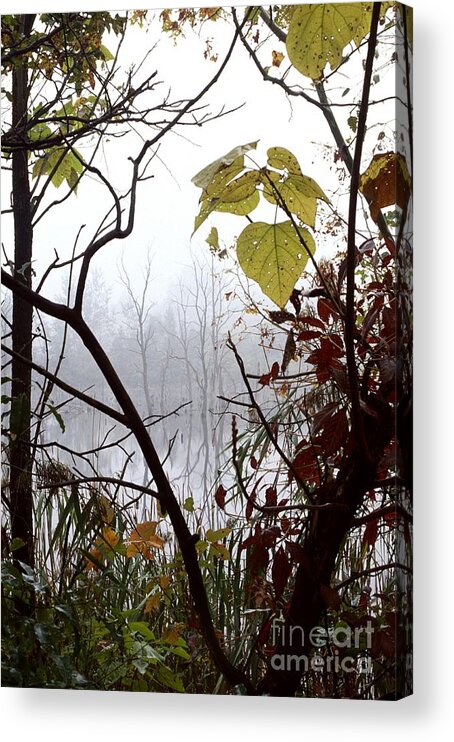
[259, 361, 280, 386]
[265, 487, 277, 506]
[381, 302, 396, 342]
[272, 546, 292, 599]
[280, 516, 291, 534]
[312, 402, 339, 435]
[318, 298, 338, 323]
[319, 408, 349, 456]
[297, 329, 321, 341]
[384, 237, 396, 256]
[250, 456, 258, 470]
[362, 518, 378, 549]
[285, 540, 305, 563]
[289, 289, 301, 316]
[298, 315, 325, 330]
[291, 442, 320, 486]
[306, 336, 344, 383]
[214, 484, 226, 510]
[248, 543, 269, 577]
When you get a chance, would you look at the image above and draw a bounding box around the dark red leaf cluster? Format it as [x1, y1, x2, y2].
[306, 334, 344, 383]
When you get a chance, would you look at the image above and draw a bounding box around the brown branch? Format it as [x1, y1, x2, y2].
[343, 3, 381, 464]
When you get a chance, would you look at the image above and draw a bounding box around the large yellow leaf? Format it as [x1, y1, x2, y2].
[287, 3, 371, 79]
[263, 177, 317, 227]
[237, 221, 316, 308]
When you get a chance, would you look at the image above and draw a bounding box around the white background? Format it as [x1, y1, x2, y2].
[1, 0, 453, 740]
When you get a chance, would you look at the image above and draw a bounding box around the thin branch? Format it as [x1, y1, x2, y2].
[351, 502, 412, 527]
[227, 333, 314, 502]
[337, 561, 411, 591]
[36, 476, 161, 503]
[1, 342, 127, 426]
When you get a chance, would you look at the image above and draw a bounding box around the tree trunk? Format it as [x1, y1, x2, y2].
[260, 401, 393, 697]
[9, 14, 35, 568]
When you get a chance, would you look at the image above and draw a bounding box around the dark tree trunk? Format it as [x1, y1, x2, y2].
[9, 15, 35, 568]
[259, 401, 393, 697]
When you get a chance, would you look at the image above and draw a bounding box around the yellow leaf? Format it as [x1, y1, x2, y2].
[97, 527, 120, 550]
[206, 527, 232, 542]
[162, 624, 184, 645]
[237, 221, 316, 308]
[98, 494, 114, 524]
[159, 574, 171, 589]
[210, 542, 230, 560]
[85, 548, 103, 572]
[126, 521, 164, 558]
[272, 50, 285, 67]
[144, 592, 161, 614]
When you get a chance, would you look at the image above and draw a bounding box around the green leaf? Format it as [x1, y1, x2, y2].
[10, 537, 26, 552]
[347, 115, 358, 133]
[195, 540, 208, 554]
[214, 189, 260, 216]
[183, 497, 194, 512]
[169, 646, 191, 660]
[129, 622, 155, 641]
[156, 665, 185, 692]
[9, 392, 29, 438]
[100, 44, 114, 61]
[209, 542, 230, 560]
[29, 122, 52, 142]
[46, 403, 65, 433]
[192, 141, 259, 189]
[264, 147, 329, 225]
[237, 221, 316, 308]
[204, 156, 244, 197]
